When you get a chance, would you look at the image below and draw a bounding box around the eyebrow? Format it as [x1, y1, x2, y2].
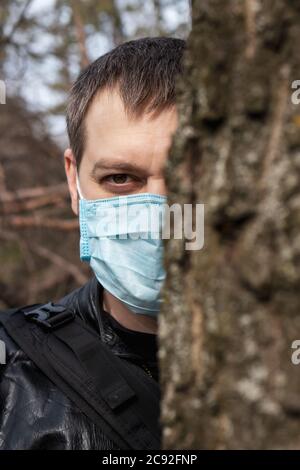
[90, 159, 145, 177]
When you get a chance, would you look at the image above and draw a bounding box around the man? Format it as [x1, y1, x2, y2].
[0, 37, 185, 450]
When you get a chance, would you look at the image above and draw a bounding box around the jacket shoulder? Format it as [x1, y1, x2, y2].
[0, 303, 123, 450]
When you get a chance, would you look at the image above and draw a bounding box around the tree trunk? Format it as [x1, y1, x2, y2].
[161, 0, 300, 449]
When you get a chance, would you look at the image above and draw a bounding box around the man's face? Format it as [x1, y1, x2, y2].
[64, 88, 178, 215]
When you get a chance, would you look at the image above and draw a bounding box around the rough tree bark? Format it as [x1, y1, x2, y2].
[160, 0, 300, 449]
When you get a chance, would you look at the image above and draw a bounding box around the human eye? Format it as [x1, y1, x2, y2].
[97, 173, 144, 194]
[105, 174, 133, 184]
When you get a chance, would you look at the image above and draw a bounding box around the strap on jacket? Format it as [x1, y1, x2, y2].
[1, 303, 161, 450]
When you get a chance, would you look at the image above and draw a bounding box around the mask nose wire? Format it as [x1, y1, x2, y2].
[75, 168, 85, 200]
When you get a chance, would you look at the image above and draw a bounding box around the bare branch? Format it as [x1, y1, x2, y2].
[4, 215, 79, 230]
[0, 0, 33, 46]
[70, 0, 90, 68]
[244, 0, 257, 59]
[0, 183, 69, 202]
[27, 266, 70, 303]
[0, 193, 69, 215]
[33, 244, 88, 285]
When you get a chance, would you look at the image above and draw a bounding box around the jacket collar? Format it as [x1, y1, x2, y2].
[57, 275, 157, 364]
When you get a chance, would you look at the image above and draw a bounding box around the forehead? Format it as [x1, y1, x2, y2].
[83, 88, 178, 168]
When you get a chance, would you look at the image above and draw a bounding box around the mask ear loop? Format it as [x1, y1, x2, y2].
[76, 168, 91, 261]
[75, 168, 85, 200]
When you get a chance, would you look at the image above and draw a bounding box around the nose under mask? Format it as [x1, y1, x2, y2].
[76, 171, 167, 316]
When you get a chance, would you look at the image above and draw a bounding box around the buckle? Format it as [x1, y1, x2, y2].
[24, 302, 75, 330]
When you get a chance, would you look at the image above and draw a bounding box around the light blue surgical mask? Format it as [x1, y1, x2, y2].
[76, 172, 167, 317]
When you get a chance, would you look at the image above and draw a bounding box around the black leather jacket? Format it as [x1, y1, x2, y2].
[0, 276, 159, 450]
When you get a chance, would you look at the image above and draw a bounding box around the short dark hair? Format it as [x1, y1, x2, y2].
[66, 37, 186, 167]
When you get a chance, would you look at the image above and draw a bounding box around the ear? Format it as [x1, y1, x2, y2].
[64, 148, 79, 216]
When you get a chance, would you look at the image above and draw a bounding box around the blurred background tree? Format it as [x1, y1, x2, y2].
[0, 0, 191, 309]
